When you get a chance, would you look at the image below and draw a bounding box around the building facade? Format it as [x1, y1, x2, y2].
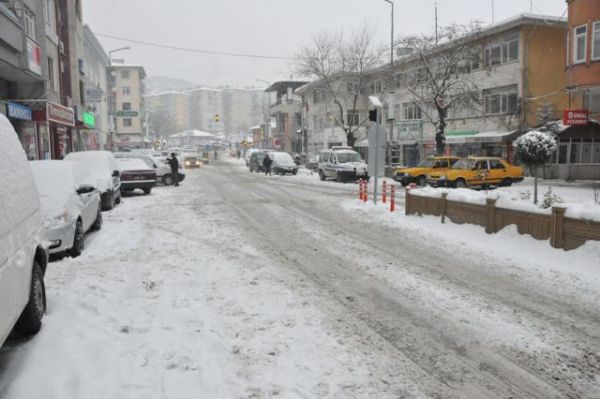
[108, 64, 147, 148]
[187, 87, 224, 135]
[145, 91, 190, 139]
[264, 81, 307, 153]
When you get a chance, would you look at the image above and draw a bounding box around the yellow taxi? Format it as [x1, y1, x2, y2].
[427, 157, 524, 188]
[394, 156, 461, 186]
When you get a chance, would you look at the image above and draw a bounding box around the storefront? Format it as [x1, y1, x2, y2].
[445, 130, 520, 162]
[5, 102, 42, 160]
[33, 102, 75, 160]
[544, 122, 600, 180]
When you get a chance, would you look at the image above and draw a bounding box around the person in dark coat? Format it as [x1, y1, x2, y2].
[166, 153, 180, 186]
[262, 153, 273, 176]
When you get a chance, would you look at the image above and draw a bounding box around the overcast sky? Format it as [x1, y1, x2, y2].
[84, 0, 567, 88]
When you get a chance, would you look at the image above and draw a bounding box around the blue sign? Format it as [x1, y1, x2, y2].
[7, 102, 32, 121]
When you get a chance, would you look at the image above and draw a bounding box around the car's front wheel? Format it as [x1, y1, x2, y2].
[417, 175, 427, 186]
[68, 219, 85, 258]
[501, 178, 513, 187]
[101, 192, 114, 211]
[114, 189, 121, 204]
[162, 174, 174, 186]
[91, 207, 102, 231]
[14, 261, 45, 336]
[454, 179, 467, 188]
[143, 187, 152, 195]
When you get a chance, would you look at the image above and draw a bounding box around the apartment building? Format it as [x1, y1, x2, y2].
[187, 87, 224, 134]
[264, 81, 307, 153]
[145, 91, 190, 137]
[108, 64, 147, 148]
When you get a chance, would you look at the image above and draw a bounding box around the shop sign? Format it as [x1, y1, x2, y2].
[7, 102, 32, 121]
[47, 102, 75, 126]
[563, 109, 588, 126]
[116, 110, 138, 117]
[26, 38, 42, 75]
[83, 112, 95, 128]
[396, 121, 423, 141]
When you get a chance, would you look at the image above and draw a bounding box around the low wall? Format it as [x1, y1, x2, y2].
[405, 189, 600, 251]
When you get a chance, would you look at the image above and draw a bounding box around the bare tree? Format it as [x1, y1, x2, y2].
[398, 24, 482, 155]
[296, 25, 382, 147]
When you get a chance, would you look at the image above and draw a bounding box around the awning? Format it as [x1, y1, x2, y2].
[446, 130, 520, 144]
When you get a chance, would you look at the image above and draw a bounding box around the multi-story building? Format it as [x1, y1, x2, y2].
[82, 24, 110, 150]
[222, 88, 266, 142]
[187, 87, 224, 134]
[545, 0, 600, 180]
[264, 81, 307, 153]
[144, 91, 190, 138]
[108, 64, 147, 148]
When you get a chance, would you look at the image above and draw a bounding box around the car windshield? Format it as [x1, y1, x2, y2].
[336, 152, 361, 163]
[452, 159, 477, 169]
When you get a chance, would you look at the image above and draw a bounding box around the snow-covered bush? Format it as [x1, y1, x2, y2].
[593, 185, 600, 205]
[514, 130, 557, 204]
[540, 187, 564, 209]
[520, 191, 532, 201]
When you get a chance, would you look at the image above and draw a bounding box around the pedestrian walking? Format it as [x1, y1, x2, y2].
[166, 153, 180, 187]
[214, 150, 218, 161]
[237, 149, 241, 159]
[262, 153, 273, 176]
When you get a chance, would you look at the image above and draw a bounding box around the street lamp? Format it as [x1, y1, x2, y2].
[383, 0, 394, 67]
[108, 46, 130, 64]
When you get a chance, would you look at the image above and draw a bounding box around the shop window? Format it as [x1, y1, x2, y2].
[574, 25, 587, 64]
[592, 141, 600, 163]
[581, 139, 593, 163]
[558, 143, 568, 164]
[593, 22, 600, 61]
[570, 139, 582, 164]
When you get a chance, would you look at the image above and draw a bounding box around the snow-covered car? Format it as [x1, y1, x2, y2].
[244, 148, 259, 166]
[64, 151, 121, 211]
[0, 114, 48, 347]
[318, 149, 368, 182]
[29, 160, 102, 258]
[271, 152, 299, 175]
[151, 155, 186, 185]
[117, 158, 157, 194]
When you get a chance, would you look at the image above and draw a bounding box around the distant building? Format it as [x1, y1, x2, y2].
[264, 81, 308, 153]
[108, 64, 147, 148]
[145, 91, 190, 137]
[168, 129, 214, 147]
[187, 88, 224, 135]
[222, 88, 266, 143]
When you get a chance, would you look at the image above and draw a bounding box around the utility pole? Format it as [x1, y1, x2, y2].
[435, 0, 439, 44]
[384, 0, 394, 67]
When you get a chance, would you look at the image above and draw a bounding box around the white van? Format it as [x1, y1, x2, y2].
[0, 114, 48, 347]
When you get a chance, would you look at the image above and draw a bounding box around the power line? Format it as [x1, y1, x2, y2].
[95, 32, 302, 61]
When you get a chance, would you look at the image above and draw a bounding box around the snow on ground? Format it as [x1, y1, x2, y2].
[0, 171, 409, 399]
[343, 199, 600, 289]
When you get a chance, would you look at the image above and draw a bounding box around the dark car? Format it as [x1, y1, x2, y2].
[249, 151, 269, 173]
[116, 158, 157, 195]
[306, 155, 319, 171]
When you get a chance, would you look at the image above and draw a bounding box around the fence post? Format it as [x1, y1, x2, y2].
[405, 187, 411, 215]
[551, 206, 566, 249]
[485, 198, 497, 234]
[441, 192, 448, 224]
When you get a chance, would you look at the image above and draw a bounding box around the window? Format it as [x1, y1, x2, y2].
[583, 88, 600, 114]
[347, 111, 360, 126]
[403, 103, 422, 120]
[394, 104, 401, 121]
[593, 22, 600, 61]
[123, 118, 132, 127]
[122, 87, 131, 95]
[347, 82, 361, 94]
[574, 25, 588, 64]
[483, 86, 518, 115]
[44, 0, 57, 33]
[122, 102, 132, 111]
[489, 160, 505, 169]
[313, 89, 321, 104]
[371, 80, 383, 94]
[47, 57, 55, 90]
[24, 7, 36, 39]
[121, 70, 130, 79]
[484, 36, 519, 67]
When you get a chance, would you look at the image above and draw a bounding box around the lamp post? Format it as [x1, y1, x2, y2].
[108, 46, 130, 64]
[383, 0, 394, 67]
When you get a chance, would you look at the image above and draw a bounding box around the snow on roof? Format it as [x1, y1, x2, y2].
[169, 129, 215, 138]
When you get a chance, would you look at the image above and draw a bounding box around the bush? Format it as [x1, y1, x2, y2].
[540, 187, 564, 209]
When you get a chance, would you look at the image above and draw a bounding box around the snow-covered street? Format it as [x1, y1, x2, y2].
[1, 157, 599, 399]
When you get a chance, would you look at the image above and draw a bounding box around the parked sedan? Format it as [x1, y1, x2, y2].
[271, 152, 299, 175]
[117, 158, 157, 194]
[30, 160, 102, 258]
[64, 151, 121, 211]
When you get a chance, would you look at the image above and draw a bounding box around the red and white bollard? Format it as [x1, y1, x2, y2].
[382, 180, 387, 204]
[390, 185, 396, 212]
[363, 179, 368, 202]
[358, 179, 364, 201]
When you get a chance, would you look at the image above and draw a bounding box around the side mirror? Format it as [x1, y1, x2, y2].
[112, 170, 120, 177]
[77, 184, 96, 195]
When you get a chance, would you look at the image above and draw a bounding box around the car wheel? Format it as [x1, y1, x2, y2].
[143, 187, 152, 195]
[454, 179, 467, 188]
[14, 261, 45, 336]
[501, 178, 513, 187]
[114, 189, 121, 204]
[293, 170, 298, 175]
[417, 175, 427, 186]
[91, 207, 102, 231]
[68, 219, 85, 258]
[101, 192, 114, 211]
[400, 181, 408, 187]
[163, 174, 174, 186]
[319, 170, 326, 181]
